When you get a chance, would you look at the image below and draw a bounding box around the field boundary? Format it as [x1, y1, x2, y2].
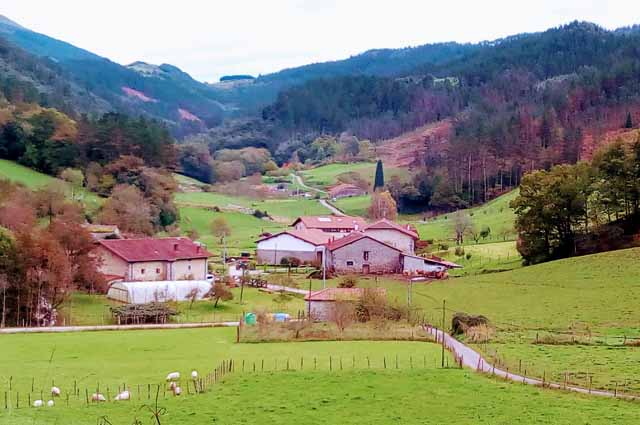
[423, 325, 639, 401]
[0, 322, 239, 334]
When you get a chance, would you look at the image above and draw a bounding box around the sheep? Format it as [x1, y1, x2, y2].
[165, 372, 180, 381]
[114, 390, 130, 401]
[172, 386, 182, 396]
[51, 386, 61, 397]
[47, 400, 55, 407]
[91, 393, 106, 402]
[191, 370, 198, 380]
[33, 400, 44, 408]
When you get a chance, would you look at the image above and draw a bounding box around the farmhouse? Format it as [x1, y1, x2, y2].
[328, 183, 366, 200]
[95, 237, 212, 282]
[304, 287, 387, 321]
[364, 219, 419, 254]
[255, 229, 331, 265]
[327, 232, 403, 274]
[292, 215, 367, 237]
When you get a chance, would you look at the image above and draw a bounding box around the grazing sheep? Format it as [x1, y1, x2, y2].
[173, 386, 181, 396]
[47, 400, 54, 407]
[191, 370, 198, 380]
[114, 390, 130, 401]
[91, 393, 106, 402]
[51, 386, 61, 397]
[33, 400, 44, 408]
[166, 372, 180, 381]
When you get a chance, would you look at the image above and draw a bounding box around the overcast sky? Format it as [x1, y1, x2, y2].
[3, 0, 640, 82]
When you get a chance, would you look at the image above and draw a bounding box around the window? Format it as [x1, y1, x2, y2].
[141, 269, 145, 275]
[363, 251, 370, 261]
[346, 261, 354, 266]
[156, 268, 160, 274]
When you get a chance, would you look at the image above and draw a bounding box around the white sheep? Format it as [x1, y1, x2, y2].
[91, 393, 106, 402]
[114, 390, 130, 401]
[47, 400, 54, 407]
[33, 400, 44, 408]
[51, 386, 61, 397]
[165, 372, 180, 381]
[173, 386, 181, 396]
[191, 370, 198, 380]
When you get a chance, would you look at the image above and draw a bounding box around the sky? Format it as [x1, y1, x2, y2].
[3, 0, 640, 82]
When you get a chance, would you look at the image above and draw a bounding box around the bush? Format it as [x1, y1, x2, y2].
[438, 243, 449, 251]
[338, 275, 358, 288]
[280, 256, 301, 267]
[454, 246, 465, 256]
[466, 253, 472, 260]
[253, 209, 269, 219]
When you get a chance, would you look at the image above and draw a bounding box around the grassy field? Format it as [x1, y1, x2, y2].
[179, 206, 285, 253]
[58, 287, 306, 326]
[437, 240, 523, 276]
[410, 189, 519, 243]
[300, 162, 409, 189]
[333, 194, 371, 217]
[175, 192, 329, 219]
[1, 328, 637, 424]
[0, 159, 102, 212]
[293, 248, 640, 393]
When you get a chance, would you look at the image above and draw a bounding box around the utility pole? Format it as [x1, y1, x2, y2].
[441, 299, 446, 368]
[322, 246, 327, 289]
[407, 277, 412, 309]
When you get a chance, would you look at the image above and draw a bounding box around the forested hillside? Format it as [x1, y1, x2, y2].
[256, 22, 640, 213]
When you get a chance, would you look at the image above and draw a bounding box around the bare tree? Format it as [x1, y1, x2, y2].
[208, 281, 233, 308]
[452, 211, 473, 245]
[210, 217, 232, 244]
[329, 301, 355, 333]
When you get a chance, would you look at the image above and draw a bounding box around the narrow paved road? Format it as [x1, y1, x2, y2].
[290, 173, 326, 194]
[423, 325, 637, 401]
[266, 284, 310, 295]
[319, 199, 345, 216]
[0, 322, 238, 334]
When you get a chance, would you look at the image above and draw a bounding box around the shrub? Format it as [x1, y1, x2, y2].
[438, 243, 449, 251]
[466, 253, 472, 260]
[338, 275, 358, 288]
[454, 246, 465, 256]
[253, 209, 269, 219]
[280, 256, 301, 267]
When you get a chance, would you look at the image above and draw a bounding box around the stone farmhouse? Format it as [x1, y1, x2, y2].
[256, 214, 459, 276]
[96, 237, 212, 282]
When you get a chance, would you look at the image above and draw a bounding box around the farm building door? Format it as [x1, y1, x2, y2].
[362, 264, 370, 274]
[316, 251, 323, 264]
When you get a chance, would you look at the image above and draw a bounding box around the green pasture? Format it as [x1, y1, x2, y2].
[178, 206, 284, 253]
[0, 330, 637, 424]
[58, 288, 306, 326]
[409, 189, 518, 243]
[333, 195, 371, 217]
[300, 162, 409, 189]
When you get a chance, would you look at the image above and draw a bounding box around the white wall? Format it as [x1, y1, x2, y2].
[257, 234, 317, 252]
[364, 229, 414, 254]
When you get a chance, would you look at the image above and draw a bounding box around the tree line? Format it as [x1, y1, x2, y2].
[511, 135, 640, 264]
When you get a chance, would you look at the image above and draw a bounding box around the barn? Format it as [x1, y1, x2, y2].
[328, 183, 366, 200]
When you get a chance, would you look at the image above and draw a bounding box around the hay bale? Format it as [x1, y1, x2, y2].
[451, 312, 490, 336]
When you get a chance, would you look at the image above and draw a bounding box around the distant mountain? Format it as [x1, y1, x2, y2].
[0, 15, 226, 135]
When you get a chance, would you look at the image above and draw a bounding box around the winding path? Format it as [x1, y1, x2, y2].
[423, 325, 637, 401]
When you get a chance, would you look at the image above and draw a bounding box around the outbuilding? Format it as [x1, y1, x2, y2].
[255, 229, 331, 265]
[107, 280, 212, 304]
[364, 219, 419, 254]
[304, 287, 386, 321]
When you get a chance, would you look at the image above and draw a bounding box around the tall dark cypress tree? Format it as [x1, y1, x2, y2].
[625, 112, 633, 129]
[373, 159, 384, 191]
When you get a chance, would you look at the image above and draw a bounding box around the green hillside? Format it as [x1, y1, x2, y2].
[411, 189, 518, 243]
[300, 162, 409, 190]
[0, 159, 58, 188]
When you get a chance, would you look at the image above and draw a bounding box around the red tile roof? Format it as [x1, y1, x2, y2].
[304, 287, 386, 301]
[292, 215, 368, 230]
[326, 232, 402, 252]
[257, 229, 332, 246]
[98, 237, 212, 262]
[365, 219, 419, 239]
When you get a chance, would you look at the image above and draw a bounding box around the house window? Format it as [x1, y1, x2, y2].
[346, 261, 354, 266]
[156, 268, 160, 274]
[363, 251, 370, 261]
[141, 269, 145, 275]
